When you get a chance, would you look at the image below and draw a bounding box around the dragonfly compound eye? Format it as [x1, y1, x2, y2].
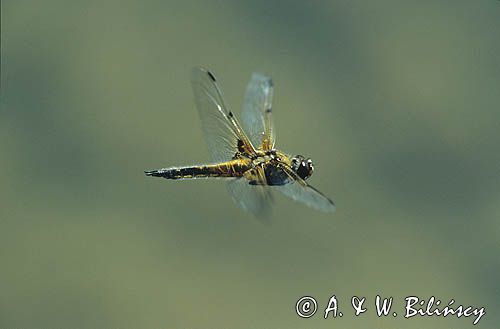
[290, 155, 311, 179]
[306, 158, 314, 174]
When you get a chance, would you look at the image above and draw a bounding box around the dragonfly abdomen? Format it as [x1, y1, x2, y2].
[145, 160, 250, 180]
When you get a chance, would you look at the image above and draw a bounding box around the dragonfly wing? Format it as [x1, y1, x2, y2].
[241, 73, 275, 150]
[227, 178, 273, 218]
[277, 167, 336, 213]
[228, 166, 273, 217]
[191, 67, 255, 162]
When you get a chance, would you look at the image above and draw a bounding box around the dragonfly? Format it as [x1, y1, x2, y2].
[145, 67, 335, 216]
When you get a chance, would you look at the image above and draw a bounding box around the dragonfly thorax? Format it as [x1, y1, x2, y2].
[251, 154, 273, 166]
[251, 149, 276, 163]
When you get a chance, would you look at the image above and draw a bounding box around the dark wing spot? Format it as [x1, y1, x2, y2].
[207, 71, 216, 81]
[237, 139, 245, 152]
[265, 108, 272, 113]
[268, 79, 274, 87]
[228, 111, 234, 118]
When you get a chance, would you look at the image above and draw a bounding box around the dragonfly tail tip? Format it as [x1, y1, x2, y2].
[144, 170, 158, 177]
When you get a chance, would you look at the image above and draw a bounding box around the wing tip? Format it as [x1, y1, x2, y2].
[327, 203, 336, 213]
[322, 198, 336, 213]
[251, 72, 273, 84]
[192, 66, 217, 82]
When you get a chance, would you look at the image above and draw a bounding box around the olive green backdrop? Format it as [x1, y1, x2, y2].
[1, 1, 499, 328]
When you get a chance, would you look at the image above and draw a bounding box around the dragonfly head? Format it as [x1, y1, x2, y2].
[291, 155, 314, 180]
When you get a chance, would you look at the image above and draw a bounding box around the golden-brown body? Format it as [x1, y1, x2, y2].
[146, 149, 294, 186]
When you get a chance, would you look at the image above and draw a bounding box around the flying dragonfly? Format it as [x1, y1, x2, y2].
[145, 68, 335, 216]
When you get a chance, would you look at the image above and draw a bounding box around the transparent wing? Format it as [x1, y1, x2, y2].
[277, 167, 336, 213]
[241, 73, 275, 150]
[191, 67, 255, 162]
[227, 178, 273, 218]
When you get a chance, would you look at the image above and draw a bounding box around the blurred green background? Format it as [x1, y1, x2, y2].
[2, 1, 499, 328]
